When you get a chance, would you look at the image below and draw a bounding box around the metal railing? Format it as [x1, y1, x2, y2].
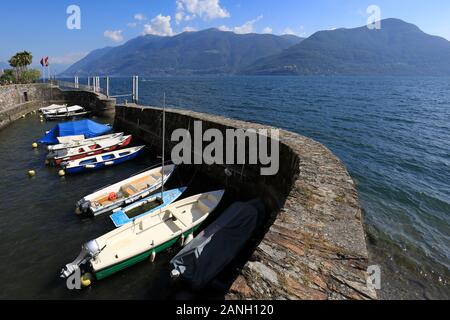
[54, 79, 106, 95]
[53, 76, 139, 102]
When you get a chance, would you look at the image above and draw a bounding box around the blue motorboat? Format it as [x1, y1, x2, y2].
[61, 146, 145, 174]
[109, 187, 187, 227]
[39, 120, 112, 145]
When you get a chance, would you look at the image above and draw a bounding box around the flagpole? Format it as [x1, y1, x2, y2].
[41, 57, 45, 83]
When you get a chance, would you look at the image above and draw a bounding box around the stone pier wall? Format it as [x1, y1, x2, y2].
[0, 83, 116, 129]
[115, 104, 377, 300]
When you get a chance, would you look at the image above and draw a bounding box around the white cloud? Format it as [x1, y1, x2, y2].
[175, 12, 185, 24]
[176, 0, 230, 23]
[127, 22, 137, 28]
[143, 14, 174, 36]
[183, 26, 198, 32]
[51, 52, 88, 65]
[263, 27, 273, 34]
[218, 25, 231, 32]
[104, 30, 124, 42]
[134, 13, 146, 21]
[234, 15, 263, 34]
[283, 27, 296, 35]
[283, 25, 306, 37]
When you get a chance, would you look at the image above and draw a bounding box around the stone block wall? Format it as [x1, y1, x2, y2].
[115, 104, 377, 300]
[0, 83, 116, 130]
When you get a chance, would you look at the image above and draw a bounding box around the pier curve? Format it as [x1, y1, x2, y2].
[114, 103, 377, 300]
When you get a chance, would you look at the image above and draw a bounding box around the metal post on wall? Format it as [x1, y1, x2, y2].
[132, 76, 135, 103]
[106, 76, 109, 97]
[87, 77, 91, 90]
[135, 76, 139, 104]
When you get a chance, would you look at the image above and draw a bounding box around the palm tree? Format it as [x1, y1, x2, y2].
[19, 51, 33, 71]
[8, 55, 19, 81]
[8, 51, 33, 82]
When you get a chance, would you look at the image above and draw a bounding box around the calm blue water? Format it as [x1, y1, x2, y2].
[102, 75, 450, 299]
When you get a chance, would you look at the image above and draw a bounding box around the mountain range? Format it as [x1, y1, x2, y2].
[244, 18, 450, 75]
[61, 30, 303, 76]
[61, 19, 450, 77]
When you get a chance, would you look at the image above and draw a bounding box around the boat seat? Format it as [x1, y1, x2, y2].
[121, 184, 139, 197]
[150, 173, 161, 181]
[208, 193, 219, 203]
[96, 194, 112, 204]
[197, 198, 214, 213]
[129, 175, 156, 191]
[153, 171, 163, 177]
[172, 211, 191, 228]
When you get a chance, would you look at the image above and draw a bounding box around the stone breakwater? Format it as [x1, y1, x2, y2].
[115, 104, 377, 300]
[0, 83, 376, 299]
[0, 83, 115, 129]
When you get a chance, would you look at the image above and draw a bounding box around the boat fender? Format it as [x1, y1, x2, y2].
[81, 273, 93, 288]
[184, 233, 194, 246]
[150, 251, 156, 263]
[109, 192, 117, 201]
[32, 142, 38, 149]
[179, 234, 185, 247]
[171, 269, 181, 279]
[58, 170, 66, 177]
[28, 170, 36, 177]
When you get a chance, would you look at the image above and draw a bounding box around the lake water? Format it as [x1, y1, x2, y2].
[106, 75, 449, 299]
[1, 76, 449, 299]
[0, 115, 226, 299]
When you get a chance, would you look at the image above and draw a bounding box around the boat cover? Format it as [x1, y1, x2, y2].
[170, 199, 265, 290]
[38, 120, 111, 144]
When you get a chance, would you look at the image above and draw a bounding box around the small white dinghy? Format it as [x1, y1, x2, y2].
[44, 105, 90, 121]
[47, 135, 132, 166]
[61, 190, 225, 282]
[48, 133, 124, 152]
[76, 164, 176, 216]
[39, 104, 67, 114]
[61, 146, 145, 174]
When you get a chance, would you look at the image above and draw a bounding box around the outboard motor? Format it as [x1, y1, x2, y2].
[75, 199, 91, 215]
[60, 240, 101, 278]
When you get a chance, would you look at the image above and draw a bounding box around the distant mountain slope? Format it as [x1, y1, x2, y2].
[280, 34, 305, 45]
[242, 19, 450, 76]
[61, 29, 298, 76]
[0, 62, 9, 70]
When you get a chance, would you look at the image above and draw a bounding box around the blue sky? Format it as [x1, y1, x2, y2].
[1, 0, 450, 71]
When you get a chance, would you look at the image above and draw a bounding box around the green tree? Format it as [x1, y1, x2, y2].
[0, 69, 15, 84]
[21, 69, 41, 83]
[8, 51, 34, 83]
